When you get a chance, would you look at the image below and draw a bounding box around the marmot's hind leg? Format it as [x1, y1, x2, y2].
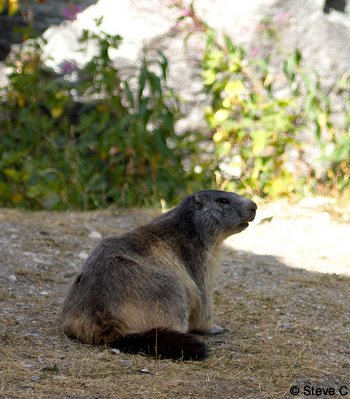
[118, 271, 191, 334]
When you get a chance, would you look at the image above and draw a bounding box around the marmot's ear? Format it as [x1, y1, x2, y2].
[192, 194, 204, 209]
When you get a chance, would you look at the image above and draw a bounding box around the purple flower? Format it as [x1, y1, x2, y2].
[62, 60, 78, 75]
[63, 5, 82, 21]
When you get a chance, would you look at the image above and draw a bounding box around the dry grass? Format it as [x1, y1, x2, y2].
[1, 206, 349, 398]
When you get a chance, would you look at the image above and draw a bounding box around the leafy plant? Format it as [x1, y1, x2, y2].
[170, 0, 349, 198]
[202, 38, 305, 196]
[0, 26, 205, 209]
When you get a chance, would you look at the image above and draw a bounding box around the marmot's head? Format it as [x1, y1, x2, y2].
[180, 190, 257, 244]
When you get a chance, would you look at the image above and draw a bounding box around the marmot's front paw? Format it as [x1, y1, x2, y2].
[208, 324, 225, 335]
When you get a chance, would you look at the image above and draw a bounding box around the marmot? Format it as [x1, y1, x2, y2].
[62, 190, 257, 361]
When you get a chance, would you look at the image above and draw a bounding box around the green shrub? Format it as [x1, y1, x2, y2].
[171, 0, 350, 198]
[0, 29, 206, 209]
[1, 1, 349, 210]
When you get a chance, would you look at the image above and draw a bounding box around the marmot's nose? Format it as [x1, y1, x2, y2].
[248, 199, 257, 211]
[243, 198, 257, 221]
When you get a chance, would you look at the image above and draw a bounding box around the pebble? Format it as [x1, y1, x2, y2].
[30, 376, 41, 381]
[121, 361, 133, 366]
[282, 322, 292, 329]
[110, 348, 121, 355]
[26, 332, 40, 337]
[78, 251, 89, 260]
[140, 368, 151, 374]
[40, 290, 49, 296]
[8, 274, 17, 282]
[88, 231, 102, 239]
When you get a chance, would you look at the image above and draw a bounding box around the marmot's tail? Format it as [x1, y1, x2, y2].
[112, 328, 209, 361]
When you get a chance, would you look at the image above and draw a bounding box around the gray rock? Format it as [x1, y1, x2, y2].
[0, 0, 97, 60]
[1, 0, 349, 172]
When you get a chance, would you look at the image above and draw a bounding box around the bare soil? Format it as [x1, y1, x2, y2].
[1, 198, 349, 399]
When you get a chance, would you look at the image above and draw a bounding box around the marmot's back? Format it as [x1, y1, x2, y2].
[62, 190, 257, 360]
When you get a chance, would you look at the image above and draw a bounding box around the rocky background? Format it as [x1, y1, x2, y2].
[1, 0, 350, 116]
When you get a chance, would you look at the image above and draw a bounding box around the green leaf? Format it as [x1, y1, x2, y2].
[250, 130, 272, 155]
[216, 141, 232, 157]
[138, 64, 147, 98]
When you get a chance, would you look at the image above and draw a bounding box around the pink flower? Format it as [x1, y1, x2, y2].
[63, 5, 82, 21]
[274, 12, 289, 23]
[250, 46, 259, 59]
[180, 8, 192, 17]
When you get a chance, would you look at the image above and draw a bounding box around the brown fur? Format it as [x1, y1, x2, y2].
[62, 190, 257, 360]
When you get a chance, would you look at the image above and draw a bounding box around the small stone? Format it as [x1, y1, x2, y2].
[89, 231, 102, 239]
[26, 332, 40, 337]
[78, 251, 89, 260]
[140, 368, 151, 374]
[122, 361, 133, 366]
[8, 274, 17, 282]
[40, 290, 49, 296]
[282, 322, 292, 329]
[31, 376, 41, 381]
[110, 348, 120, 355]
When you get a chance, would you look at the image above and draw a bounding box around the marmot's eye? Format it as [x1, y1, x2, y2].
[217, 197, 230, 205]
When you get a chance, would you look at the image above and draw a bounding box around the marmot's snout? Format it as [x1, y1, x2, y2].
[236, 196, 257, 223]
[244, 198, 257, 222]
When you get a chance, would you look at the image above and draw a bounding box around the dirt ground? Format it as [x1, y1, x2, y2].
[1, 197, 349, 399]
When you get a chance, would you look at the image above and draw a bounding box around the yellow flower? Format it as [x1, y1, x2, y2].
[224, 80, 245, 97]
[213, 109, 229, 122]
[8, 0, 19, 16]
[213, 130, 228, 143]
[50, 106, 64, 119]
[222, 97, 231, 108]
[317, 113, 327, 130]
[17, 97, 25, 108]
[55, 90, 65, 100]
[251, 168, 260, 182]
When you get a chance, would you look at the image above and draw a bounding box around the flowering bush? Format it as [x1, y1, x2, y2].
[170, 0, 350, 197]
[0, 0, 349, 210]
[0, 29, 205, 209]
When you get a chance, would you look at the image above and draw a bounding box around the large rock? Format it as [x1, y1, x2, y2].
[0, 0, 97, 61]
[265, 0, 350, 89]
[2, 0, 350, 81]
[1, 0, 350, 129]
